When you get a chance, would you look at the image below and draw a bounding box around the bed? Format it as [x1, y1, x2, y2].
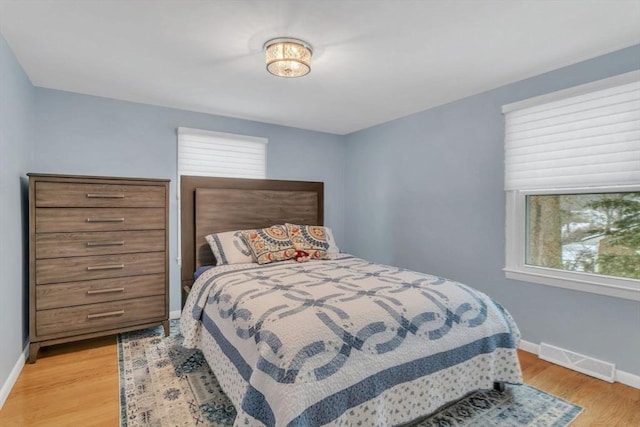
[179, 176, 523, 427]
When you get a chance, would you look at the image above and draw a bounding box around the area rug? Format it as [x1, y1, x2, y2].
[118, 321, 582, 426]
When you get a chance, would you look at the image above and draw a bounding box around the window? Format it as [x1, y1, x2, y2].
[526, 192, 639, 279]
[503, 71, 640, 301]
[176, 127, 267, 267]
[177, 127, 267, 179]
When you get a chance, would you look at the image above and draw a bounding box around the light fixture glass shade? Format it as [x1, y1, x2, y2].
[264, 38, 312, 78]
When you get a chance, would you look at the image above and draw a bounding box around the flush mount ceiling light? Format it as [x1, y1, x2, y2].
[264, 38, 312, 78]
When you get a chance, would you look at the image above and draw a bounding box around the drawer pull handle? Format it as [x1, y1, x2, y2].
[87, 264, 124, 271]
[86, 193, 125, 199]
[87, 310, 125, 319]
[87, 287, 125, 295]
[86, 241, 125, 247]
[86, 218, 125, 223]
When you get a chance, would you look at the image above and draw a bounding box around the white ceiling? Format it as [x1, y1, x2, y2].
[1, 1, 639, 135]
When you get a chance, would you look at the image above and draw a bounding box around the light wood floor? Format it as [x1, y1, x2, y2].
[0, 339, 638, 426]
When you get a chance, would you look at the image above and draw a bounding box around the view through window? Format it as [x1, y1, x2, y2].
[526, 192, 640, 280]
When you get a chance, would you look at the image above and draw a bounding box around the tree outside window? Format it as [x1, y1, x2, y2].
[526, 192, 640, 280]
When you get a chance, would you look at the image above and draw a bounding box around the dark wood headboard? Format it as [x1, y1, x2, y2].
[180, 175, 324, 306]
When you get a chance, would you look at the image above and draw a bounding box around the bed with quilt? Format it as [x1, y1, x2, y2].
[180, 223, 523, 427]
[180, 176, 522, 426]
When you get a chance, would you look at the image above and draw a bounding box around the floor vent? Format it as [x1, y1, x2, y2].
[538, 342, 615, 383]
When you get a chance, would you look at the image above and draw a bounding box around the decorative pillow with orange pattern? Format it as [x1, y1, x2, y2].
[240, 225, 296, 265]
[284, 223, 329, 260]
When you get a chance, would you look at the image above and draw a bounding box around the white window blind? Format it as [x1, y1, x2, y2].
[504, 73, 640, 191]
[175, 127, 267, 268]
[177, 127, 267, 179]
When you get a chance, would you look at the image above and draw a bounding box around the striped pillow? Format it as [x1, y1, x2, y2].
[205, 230, 255, 265]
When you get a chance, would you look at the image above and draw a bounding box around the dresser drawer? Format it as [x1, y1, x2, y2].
[36, 207, 165, 233]
[36, 274, 166, 309]
[36, 252, 165, 284]
[35, 182, 165, 208]
[36, 295, 166, 337]
[36, 230, 165, 259]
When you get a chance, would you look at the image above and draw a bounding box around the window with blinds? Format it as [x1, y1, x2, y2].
[176, 127, 267, 269]
[177, 127, 267, 179]
[504, 77, 640, 191]
[502, 70, 640, 301]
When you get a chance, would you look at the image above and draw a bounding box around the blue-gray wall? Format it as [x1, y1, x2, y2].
[344, 45, 640, 376]
[33, 89, 347, 313]
[0, 35, 34, 397]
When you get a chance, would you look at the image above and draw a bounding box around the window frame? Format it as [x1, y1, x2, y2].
[504, 186, 640, 301]
[503, 70, 640, 301]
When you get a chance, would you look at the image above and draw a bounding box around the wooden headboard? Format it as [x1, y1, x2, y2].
[180, 175, 324, 306]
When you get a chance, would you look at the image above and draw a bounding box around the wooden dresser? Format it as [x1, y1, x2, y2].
[28, 173, 169, 363]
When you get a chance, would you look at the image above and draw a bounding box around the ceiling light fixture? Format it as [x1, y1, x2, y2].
[264, 38, 312, 78]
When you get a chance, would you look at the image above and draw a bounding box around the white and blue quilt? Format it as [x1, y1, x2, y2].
[181, 254, 522, 427]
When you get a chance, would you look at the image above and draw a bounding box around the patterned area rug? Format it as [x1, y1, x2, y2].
[118, 321, 582, 426]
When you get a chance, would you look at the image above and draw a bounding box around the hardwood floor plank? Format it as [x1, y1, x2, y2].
[521, 352, 639, 427]
[0, 336, 119, 427]
[0, 340, 637, 426]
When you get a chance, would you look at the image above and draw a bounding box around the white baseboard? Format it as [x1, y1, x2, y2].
[518, 339, 540, 355]
[169, 310, 181, 320]
[0, 344, 28, 410]
[518, 339, 639, 390]
[616, 369, 640, 389]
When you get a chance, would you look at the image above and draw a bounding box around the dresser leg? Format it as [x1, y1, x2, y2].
[162, 320, 170, 337]
[28, 342, 41, 364]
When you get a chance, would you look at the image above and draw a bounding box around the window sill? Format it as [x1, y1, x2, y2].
[504, 267, 640, 302]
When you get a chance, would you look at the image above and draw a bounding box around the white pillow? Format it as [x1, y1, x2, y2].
[205, 230, 255, 265]
[324, 227, 340, 254]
